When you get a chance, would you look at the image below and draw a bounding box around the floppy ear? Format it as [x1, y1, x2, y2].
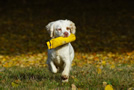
[69, 21, 76, 34]
[46, 22, 54, 38]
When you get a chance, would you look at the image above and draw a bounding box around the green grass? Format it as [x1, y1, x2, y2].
[0, 65, 134, 89]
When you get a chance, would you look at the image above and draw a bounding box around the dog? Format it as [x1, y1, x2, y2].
[46, 20, 76, 82]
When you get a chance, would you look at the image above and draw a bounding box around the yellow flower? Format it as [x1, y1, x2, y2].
[105, 85, 113, 90]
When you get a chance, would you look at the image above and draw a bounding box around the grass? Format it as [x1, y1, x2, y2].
[0, 0, 134, 89]
[0, 65, 134, 89]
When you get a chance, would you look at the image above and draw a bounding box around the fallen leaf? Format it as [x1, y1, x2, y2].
[103, 81, 107, 87]
[97, 68, 102, 74]
[11, 82, 19, 87]
[102, 61, 106, 66]
[71, 84, 77, 90]
[110, 65, 115, 69]
[105, 85, 113, 90]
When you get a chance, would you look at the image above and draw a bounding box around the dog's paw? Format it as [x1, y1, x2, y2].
[61, 75, 69, 82]
[61, 75, 68, 80]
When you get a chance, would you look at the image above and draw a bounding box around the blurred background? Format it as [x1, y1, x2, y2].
[0, 0, 134, 55]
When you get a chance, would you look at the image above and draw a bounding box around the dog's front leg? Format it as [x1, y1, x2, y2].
[48, 61, 58, 74]
[61, 60, 71, 82]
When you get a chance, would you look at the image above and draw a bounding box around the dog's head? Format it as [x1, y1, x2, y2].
[46, 20, 76, 38]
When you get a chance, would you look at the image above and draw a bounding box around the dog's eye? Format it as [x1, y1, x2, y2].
[66, 27, 71, 31]
[58, 28, 62, 31]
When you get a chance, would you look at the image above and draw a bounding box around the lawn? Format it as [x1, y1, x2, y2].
[0, 65, 134, 89]
[0, 0, 134, 89]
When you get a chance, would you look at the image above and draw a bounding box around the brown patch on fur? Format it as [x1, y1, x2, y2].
[70, 24, 74, 33]
[70, 24, 73, 30]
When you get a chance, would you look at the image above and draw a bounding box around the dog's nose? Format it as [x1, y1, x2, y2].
[64, 32, 69, 37]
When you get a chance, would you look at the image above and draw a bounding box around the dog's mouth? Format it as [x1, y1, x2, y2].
[63, 35, 69, 37]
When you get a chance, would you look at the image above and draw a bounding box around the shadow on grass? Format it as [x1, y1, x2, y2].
[0, 0, 134, 55]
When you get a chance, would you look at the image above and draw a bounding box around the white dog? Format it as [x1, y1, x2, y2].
[46, 20, 76, 82]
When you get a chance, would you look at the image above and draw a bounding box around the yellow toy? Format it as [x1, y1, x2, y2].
[46, 34, 76, 49]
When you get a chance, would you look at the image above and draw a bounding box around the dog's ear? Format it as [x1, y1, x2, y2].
[46, 22, 54, 38]
[68, 20, 76, 34]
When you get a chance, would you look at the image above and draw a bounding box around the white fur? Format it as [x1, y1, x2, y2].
[46, 20, 76, 82]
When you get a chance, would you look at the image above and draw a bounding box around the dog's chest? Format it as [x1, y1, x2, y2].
[48, 44, 70, 65]
[52, 51, 63, 65]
